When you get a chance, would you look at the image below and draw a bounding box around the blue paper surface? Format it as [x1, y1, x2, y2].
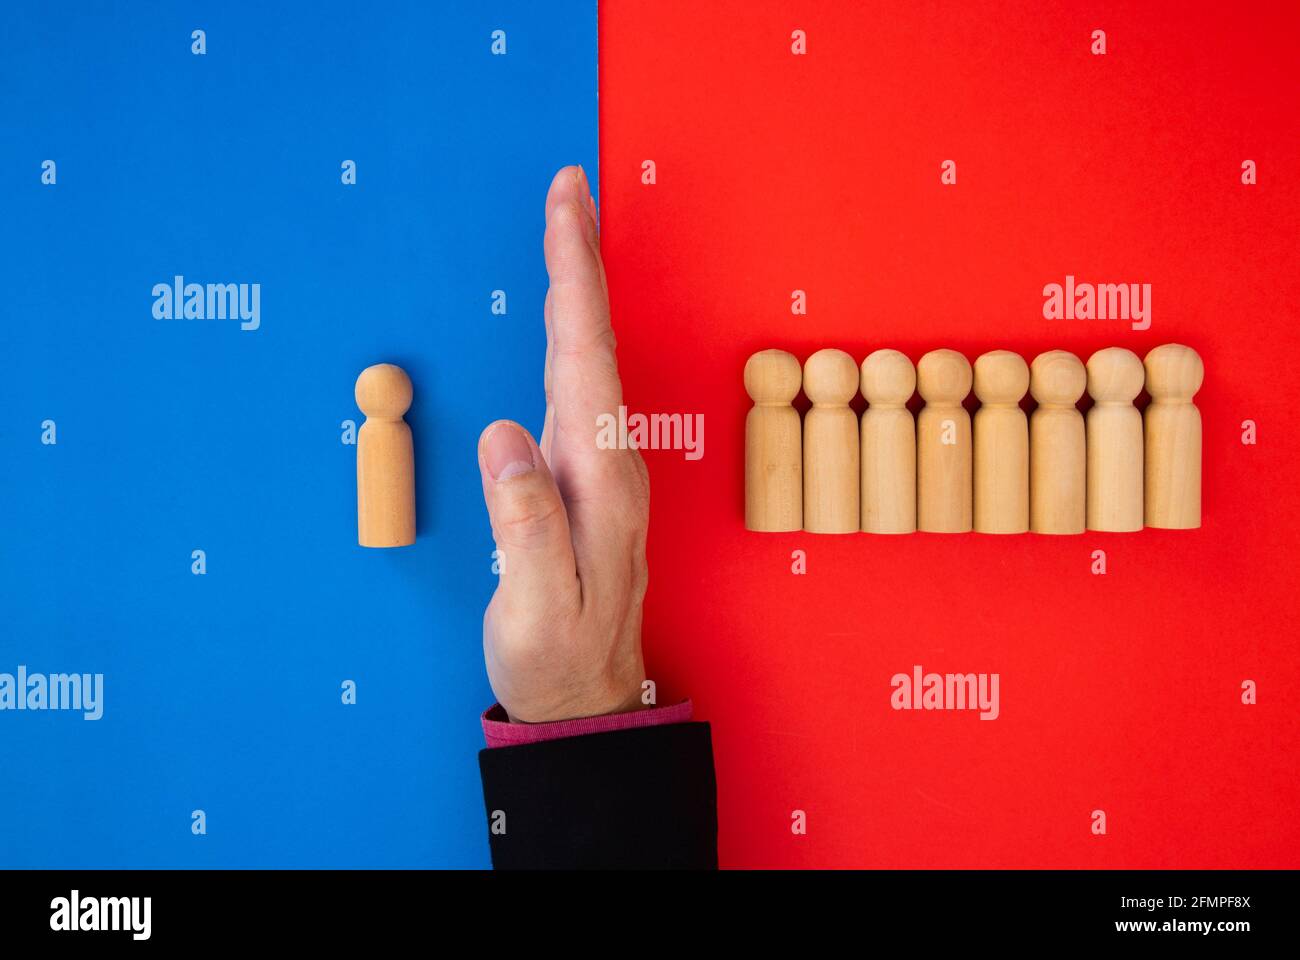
[0, 0, 597, 867]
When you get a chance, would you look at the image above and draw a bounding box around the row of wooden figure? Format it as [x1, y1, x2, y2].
[744, 344, 1203, 534]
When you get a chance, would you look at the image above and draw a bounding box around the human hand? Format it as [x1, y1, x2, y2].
[476, 165, 650, 723]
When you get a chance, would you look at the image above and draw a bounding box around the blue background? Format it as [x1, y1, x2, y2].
[0, 1, 596, 867]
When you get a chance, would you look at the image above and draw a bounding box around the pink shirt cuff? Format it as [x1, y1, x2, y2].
[481, 700, 694, 749]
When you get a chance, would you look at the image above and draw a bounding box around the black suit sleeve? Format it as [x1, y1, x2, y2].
[478, 721, 718, 869]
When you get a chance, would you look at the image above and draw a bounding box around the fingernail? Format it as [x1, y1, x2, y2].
[484, 423, 536, 482]
[587, 193, 598, 229]
[575, 164, 588, 191]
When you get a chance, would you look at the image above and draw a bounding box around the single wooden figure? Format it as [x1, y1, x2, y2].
[1029, 350, 1086, 535]
[1085, 347, 1144, 532]
[916, 349, 973, 533]
[859, 349, 917, 534]
[744, 349, 803, 532]
[355, 363, 416, 547]
[802, 348, 860, 533]
[1143, 343, 1203, 529]
[973, 350, 1030, 534]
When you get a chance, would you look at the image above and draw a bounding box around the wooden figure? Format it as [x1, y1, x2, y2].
[859, 349, 916, 534]
[917, 349, 973, 533]
[1085, 347, 1144, 532]
[973, 350, 1030, 534]
[1029, 350, 1086, 535]
[802, 348, 860, 533]
[1143, 343, 1203, 529]
[744, 349, 803, 532]
[355, 363, 416, 547]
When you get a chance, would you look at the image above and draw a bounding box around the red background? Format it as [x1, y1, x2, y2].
[599, 0, 1300, 867]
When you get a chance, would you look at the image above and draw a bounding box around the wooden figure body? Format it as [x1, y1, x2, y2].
[973, 350, 1030, 534]
[802, 348, 860, 533]
[1029, 350, 1086, 535]
[744, 349, 803, 532]
[859, 349, 916, 534]
[1143, 343, 1203, 529]
[355, 363, 416, 547]
[916, 349, 973, 533]
[1085, 348, 1144, 532]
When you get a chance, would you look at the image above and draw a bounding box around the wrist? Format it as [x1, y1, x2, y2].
[506, 677, 648, 724]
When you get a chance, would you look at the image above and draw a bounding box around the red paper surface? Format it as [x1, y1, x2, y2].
[600, 0, 1300, 867]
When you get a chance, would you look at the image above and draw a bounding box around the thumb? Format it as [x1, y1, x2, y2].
[477, 420, 578, 607]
